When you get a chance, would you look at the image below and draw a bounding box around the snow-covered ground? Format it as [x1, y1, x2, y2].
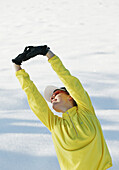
[0, 0, 119, 169]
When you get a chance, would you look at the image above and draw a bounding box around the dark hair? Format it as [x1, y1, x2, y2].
[72, 99, 78, 106]
[53, 87, 69, 94]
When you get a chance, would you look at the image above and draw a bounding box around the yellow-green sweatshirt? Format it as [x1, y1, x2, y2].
[16, 55, 112, 170]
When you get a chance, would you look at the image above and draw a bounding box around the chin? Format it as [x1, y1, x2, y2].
[52, 103, 62, 112]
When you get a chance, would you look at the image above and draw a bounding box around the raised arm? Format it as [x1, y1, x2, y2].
[46, 51, 94, 113]
[12, 48, 60, 131]
[15, 68, 59, 131]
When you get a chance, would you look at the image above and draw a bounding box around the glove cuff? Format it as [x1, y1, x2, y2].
[12, 59, 22, 65]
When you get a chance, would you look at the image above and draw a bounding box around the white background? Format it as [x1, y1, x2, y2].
[0, 0, 119, 169]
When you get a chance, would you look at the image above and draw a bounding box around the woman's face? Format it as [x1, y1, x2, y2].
[51, 90, 69, 112]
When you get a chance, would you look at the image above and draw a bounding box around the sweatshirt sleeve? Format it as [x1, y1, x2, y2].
[48, 56, 94, 113]
[16, 69, 60, 131]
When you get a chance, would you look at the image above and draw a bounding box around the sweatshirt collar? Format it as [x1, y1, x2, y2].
[62, 106, 77, 118]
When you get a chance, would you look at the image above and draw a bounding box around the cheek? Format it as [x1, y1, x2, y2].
[57, 95, 67, 104]
[55, 95, 62, 102]
[53, 95, 63, 104]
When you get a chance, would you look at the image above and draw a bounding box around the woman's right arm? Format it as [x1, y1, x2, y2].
[13, 64, 59, 132]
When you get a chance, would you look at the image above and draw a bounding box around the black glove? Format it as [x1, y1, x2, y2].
[12, 46, 34, 65]
[25, 45, 50, 58]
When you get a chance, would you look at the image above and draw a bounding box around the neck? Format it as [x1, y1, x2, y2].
[61, 105, 73, 113]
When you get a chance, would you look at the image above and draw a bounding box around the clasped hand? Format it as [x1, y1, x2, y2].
[12, 45, 50, 65]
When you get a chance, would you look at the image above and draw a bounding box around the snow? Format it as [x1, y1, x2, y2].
[0, 0, 119, 169]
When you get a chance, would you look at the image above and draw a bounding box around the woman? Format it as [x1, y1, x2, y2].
[12, 45, 112, 170]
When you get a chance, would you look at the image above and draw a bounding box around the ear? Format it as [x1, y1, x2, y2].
[68, 95, 73, 101]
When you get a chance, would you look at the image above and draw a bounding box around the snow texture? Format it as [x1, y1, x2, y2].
[0, 0, 119, 169]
